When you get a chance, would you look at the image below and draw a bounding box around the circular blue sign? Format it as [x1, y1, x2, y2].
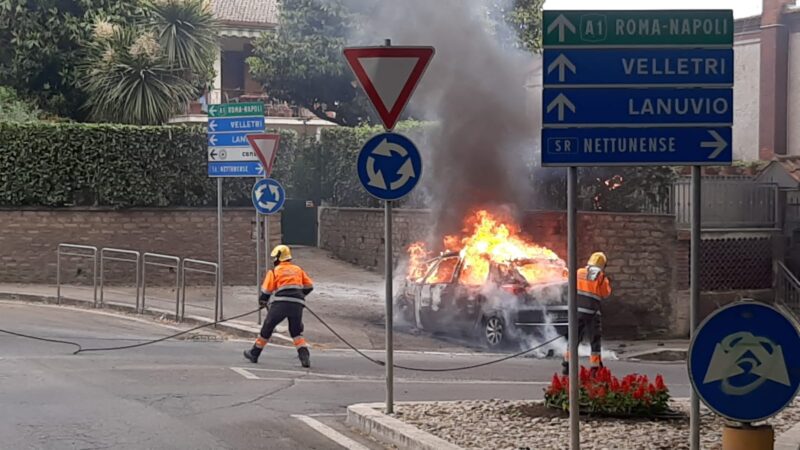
[688, 301, 800, 422]
[357, 132, 422, 201]
[251, 178, 285, 215]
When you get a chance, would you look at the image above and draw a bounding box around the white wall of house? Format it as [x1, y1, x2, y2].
[733, 38, 761, 161]
[788, 31, 800, 157]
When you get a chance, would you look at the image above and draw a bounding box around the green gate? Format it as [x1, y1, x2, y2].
[281, 199, 317, 246]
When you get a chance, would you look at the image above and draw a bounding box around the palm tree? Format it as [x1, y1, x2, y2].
[81, 0, 218, 125]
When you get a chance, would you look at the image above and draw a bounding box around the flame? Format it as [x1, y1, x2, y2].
[406, 210, 566, 287]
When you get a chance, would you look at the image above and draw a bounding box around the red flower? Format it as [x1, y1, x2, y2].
[655, 375, 666, 391]
[580, 366, 589, 383]
[551, 374, 563, 392]
[634, 385, 646, 400]
[611, 377, 621, 392]
[648, 384, 656, 395]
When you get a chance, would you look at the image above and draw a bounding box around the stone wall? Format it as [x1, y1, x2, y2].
[0, 208, 281, 286]
[319, 207, 678, 338]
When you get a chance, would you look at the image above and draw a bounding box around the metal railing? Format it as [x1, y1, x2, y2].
[99, 248, 141, 309]
[179, 259, 220, 322]
[141, 253, 181, 315]
[674, 180, 779, 229]
[56, 244, 98, 306]
[776, 262, 800, 320]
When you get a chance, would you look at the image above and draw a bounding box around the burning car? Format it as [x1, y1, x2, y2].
[395, 210, 570, 349]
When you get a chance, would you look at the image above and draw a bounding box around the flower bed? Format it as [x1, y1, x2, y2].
[545, 366, 671, 417]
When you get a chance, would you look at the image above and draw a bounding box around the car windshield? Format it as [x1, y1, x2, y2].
[510, 259, 568, 285]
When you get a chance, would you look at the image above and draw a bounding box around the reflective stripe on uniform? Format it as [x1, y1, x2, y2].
[578, 307, 601, 316]
[269, 296, 305, 305]
[275, 284, 306, 293]
[293, 337, 308, 348]
[255, 337, 268, 348]
[589, 354, 602, 366]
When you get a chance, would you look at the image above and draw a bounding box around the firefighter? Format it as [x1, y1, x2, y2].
[562, 252, 612, 376]
[244, 245, 314, 368]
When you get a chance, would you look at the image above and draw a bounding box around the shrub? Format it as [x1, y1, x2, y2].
[544, 366, 670, 417]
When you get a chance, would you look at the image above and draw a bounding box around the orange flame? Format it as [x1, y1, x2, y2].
[406, 210, 566, 287]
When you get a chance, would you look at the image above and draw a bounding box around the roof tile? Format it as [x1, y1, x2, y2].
[210, 0, 279, 26]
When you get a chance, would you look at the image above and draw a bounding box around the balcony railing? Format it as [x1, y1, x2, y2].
[674, 179, 779, 229]
[776, 262, 800, 321]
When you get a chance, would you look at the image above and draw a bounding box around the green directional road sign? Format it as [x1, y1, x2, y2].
[544, 10, 733, 47]
[207, 102, 264, 118]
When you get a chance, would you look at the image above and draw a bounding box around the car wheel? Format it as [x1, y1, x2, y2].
[481, 314, 506, 349]
[394, 295, 414, 323]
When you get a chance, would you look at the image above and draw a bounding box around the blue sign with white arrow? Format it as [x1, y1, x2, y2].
[208, 117, 265, 133]
[543, 49, 733, 86]
[252, 178, 285, 215]
[688, 301, 800, 423]
[542, 127, 731, 166]
[541, 10, 733, 167]
[207, 103, 265, 177]
[207, 132, 251, 147]
[543, 88, 732, 125]
[357, 132, 422, 201]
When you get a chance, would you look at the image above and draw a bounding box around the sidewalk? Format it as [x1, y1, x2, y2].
[0, 247, 690, 358]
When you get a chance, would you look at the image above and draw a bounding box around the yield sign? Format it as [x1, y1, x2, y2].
[343, 46, 435, 131]
[246, 133, 280, 177]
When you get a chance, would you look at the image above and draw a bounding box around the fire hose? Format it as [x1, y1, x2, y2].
[0, 305, 569, 372]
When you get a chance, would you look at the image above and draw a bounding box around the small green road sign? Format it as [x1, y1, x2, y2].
[544, 10, 733, 47]
[207, 102, 264, 118]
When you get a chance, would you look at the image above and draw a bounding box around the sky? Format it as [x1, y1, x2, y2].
[543, 0, 763, 19]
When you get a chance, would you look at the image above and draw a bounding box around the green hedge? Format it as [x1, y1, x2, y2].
[0, 122, 301, 207]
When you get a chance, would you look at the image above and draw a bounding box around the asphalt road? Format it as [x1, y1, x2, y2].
[0, 301, 691, 449]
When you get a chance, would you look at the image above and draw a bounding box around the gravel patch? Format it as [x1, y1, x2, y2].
[395, 399, 800, 450]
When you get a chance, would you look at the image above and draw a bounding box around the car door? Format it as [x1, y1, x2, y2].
[415, 256, 459, 329]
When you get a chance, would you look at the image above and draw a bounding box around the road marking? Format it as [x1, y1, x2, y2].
[230, 367, 260, 380]
[292, 414, 371, 450]
[231, 367, 548, 385]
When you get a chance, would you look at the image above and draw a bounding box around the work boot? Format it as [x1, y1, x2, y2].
[243, 348, 260, 364]
[561, 360, 569, 376]
[298, 347, 311, 368]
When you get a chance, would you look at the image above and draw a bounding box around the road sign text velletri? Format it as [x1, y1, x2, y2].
[543, 10, 733, 46]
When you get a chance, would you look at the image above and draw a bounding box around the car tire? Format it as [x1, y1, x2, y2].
[394, 295, 415, 323]
[480, 314, 507, 349]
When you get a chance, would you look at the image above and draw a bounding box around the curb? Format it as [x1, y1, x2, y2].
[346, 402, 463, 450]
[777, 422, 800, 450]
[0, 291, 292, 344]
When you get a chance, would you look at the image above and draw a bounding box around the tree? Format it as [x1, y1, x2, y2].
[488, 0, 545, 52]
[247, 0, 369, 126]
[80, 0, 218, 125]
[0, 0, 141, 118]
[0, 86, 40, 122]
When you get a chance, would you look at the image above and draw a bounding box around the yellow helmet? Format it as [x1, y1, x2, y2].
[271, 245, 292, 262]
[588, 252, 607, 268]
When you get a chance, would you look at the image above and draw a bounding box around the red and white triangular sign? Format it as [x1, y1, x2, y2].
[247, 133, 280, 177]
[343, 46, 435, 131]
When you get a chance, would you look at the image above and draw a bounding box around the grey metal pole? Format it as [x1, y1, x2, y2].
[256, 211, 262, 325]
[690, 165, 701, 450]
[567, 166, 579, 450]
[383, 35, 395, 416]
[217, 177, 224, 322]
[265, 215, 271, 268]
[56, 248, 61, 305]
[385, 200, 394, 414]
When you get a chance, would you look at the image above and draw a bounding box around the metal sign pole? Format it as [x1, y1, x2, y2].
[690, 165, 701, 450]
[567, 166, 579, 450]
[385, 199, 394, 414]
[217, 178, 224, 322]
[256, 211, 262, 324]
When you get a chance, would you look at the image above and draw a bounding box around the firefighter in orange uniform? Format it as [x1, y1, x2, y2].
[562, 252, 612, 375]
[244, 245, 314, 368]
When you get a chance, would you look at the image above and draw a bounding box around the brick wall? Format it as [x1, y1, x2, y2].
[0, 208, 281, 286]
[319, 207, 679, 338]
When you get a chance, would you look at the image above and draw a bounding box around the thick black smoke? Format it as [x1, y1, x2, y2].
[350, 0, 542, 240]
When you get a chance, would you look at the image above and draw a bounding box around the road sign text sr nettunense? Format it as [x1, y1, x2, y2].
[357, 132, 422, 201]
[688, 301, 800, 423]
